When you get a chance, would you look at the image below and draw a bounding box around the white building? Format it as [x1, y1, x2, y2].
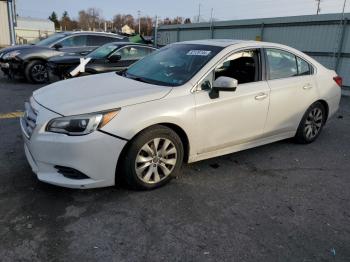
[0, 0, 16, 47]
[121, 25, 135, 35]
[15, 17, 55, 44]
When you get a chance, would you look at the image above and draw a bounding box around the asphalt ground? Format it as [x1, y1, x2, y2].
[0, 72, 349, 262]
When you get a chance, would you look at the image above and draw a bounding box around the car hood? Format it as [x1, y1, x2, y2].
[0, 44, 51, 54]
[0, 44, 57, 61]
[33, 72, 173, 116]
[1, 44, 35, 53]
[0, 45, 35, 58]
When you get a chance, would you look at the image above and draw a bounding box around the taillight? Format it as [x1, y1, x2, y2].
[333, 76, 343, 87]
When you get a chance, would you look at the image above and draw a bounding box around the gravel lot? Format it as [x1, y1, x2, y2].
[0, 73, 349, 262]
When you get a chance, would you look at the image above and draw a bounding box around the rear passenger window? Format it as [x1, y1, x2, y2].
[59, 35, 87, 47]
[87, 36, 122, 46]
[266, 49, 298, 80]
[297, 57, 311, 76]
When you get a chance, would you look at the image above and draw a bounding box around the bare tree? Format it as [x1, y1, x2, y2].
[139, 16, 153, 35]
[162, 17, 172, 25]
[78, 8, 103, 31]
[78, 10, 90, 30]
[172, 16, 183, 24]
[112, 14, 124, 31]
[124, 14, 135, 28]
[112, 14, 135, 32]
[184, 18, 191, 24]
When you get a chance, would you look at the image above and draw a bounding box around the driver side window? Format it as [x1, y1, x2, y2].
[199, 49, 261, 91]
[214, 49, 260, 84]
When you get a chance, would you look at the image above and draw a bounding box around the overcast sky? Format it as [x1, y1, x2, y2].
[16, 0, 349, 21]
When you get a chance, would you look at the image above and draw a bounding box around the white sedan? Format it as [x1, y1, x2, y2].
[20, 40, 342, 190]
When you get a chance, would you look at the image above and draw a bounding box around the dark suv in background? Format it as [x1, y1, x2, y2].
[0, 32, 128, 83]
[47, 42, 156, 81]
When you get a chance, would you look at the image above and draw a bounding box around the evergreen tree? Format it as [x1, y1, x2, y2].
[48, 11, 60, 29]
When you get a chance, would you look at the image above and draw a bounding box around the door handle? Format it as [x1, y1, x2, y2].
[303, 83, 313, 90]
[255, 93, 268, 100]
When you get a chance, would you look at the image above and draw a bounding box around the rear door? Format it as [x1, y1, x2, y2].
[264, 48, 318, 136]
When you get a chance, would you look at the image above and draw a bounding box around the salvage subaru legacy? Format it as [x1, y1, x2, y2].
[21, 40, 341, 190]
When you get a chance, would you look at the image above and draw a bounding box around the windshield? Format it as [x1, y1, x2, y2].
[87, 43, 119, 59]
[35, 33, 68, 47]
[125, 44, 223, 86]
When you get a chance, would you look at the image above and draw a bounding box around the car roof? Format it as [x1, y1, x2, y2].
[58, 31, 126, 39]
[175, 39, 289, 49]
[109, 42, 154, 47]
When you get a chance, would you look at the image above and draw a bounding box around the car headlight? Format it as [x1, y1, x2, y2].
[46, 109, 120, 136]
[3, 50, 21, 59]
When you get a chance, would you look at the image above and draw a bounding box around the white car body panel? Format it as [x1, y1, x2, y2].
[33, 72, 172, 116]
[194, 81, 270, 154]
[21, 39, 341, 188]
[264, 75, 320, 135]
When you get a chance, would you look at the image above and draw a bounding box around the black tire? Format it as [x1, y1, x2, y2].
[122, 125, 184, 190]
[24, 60, 48, 84]
[294, 102, 326, 144]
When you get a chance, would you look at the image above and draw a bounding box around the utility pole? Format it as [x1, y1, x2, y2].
[138, 10, 141, 34]
[7, 0, 16, 45]
[198, 3, 201, 23]
[209, 8, 214, 39]
[316, 0, 321, 15]
[334, 0, 348, 71]
[341, 0, 348, 20]
[154, 15, 158, 48]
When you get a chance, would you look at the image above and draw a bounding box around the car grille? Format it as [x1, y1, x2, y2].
[21, 102, 37, 138]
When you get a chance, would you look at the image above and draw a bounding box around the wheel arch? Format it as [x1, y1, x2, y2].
[114, 122, 191, 185]
[24, 57, 49, 66]
[316, 99, 329, 123]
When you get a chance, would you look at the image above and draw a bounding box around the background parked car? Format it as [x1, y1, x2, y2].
[0, 32, 128, 83]
[47, 42, 157, 81]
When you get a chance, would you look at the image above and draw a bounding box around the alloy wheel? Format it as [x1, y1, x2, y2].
[304, 107, 323, 140]
[135, 138, 177, 184]
[31, 64, 48, 82]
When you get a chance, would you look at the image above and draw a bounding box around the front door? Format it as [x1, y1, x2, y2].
[194, 49, 270, 154]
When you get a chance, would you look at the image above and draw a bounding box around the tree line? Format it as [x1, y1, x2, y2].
[49, 8, 192, 36]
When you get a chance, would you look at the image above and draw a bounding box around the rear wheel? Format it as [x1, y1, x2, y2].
[25, 60, 48, 84]
[122, 125, 184, 190]
[294, 102, 326, 144]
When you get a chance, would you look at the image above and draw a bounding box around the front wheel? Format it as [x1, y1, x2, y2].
[122, 125, 184, 190]
[294, 102, 326, 144]
[25, 60, 48, 84]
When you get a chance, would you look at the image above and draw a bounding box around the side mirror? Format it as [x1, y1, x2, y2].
[209, 76, 238, 99]
[108, 54, 121, 63]
[53, 43, 62, 50]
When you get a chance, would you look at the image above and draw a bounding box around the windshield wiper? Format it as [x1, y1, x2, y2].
[130, 76, 153, 84]
[121, 71, 152, 84]
[116, 69, 127, 76]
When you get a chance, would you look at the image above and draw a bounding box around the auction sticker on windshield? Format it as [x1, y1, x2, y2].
[186, 50, 211, 56]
